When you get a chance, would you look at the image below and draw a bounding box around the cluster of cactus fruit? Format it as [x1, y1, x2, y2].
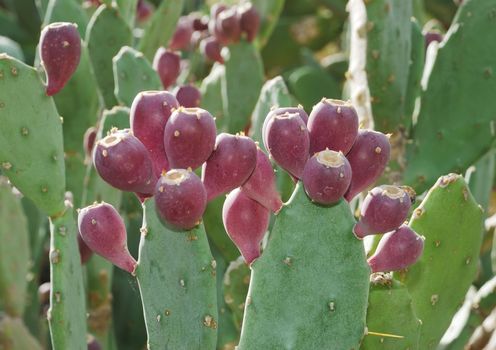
[0, 0, 495, 349]
[78, 94, 425, 273]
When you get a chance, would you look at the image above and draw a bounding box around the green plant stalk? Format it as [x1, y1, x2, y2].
[136, 200, 218, 350]
[238, 184, 369, 349]
[395, 174, 484, 349]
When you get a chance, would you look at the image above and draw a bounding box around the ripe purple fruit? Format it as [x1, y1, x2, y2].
[264, 112, 310, 179]
[222, 188, 270, 264]
[39, 22, 81, 96]
[78, 202, 137, 274]
[174, 84, 202, 108]
[344, 130, 391, 201]
[238, 2, 260, 42]
[130, 91, 179, 176]
[367, 225, 424, 273]
[191, 13, 209, 31]
[93, 129, 157, 194]
[169, 16, 194, 51]
[307, 99, 359, 155]
[200, 36, 224, 64]
[202, 133, 257, 201]
[424, 31, 443, 50]
[163, 107, 216, 170]
[302, 149, 352, 205]
[152, 48, 181, 89]
[214, 7, 241, 45]
[137, 0, 153, 22]
[241, 148, 283, 212]
[154, 169, 207, 230]
[262, 106, 308, 149]
[354, 185, 413, 239]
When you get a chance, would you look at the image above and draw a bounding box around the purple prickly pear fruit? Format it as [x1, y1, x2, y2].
[163, 107, 216, 170]
[191, 13, 209, 32]
[83, 126, 97, 160]
[174, 84, 202, 108]
[302, 149, 352, 205]
[154, 169, 207, 230]
[202, 133, 257, 201]
[367, 225, 424, 273]
[152, 48, 181, 89]
[87, 337, 102, 350]
[93, 129, 157, 194]
[262, 106, 308, 149]
[214, 7, 241, 45]
[77, 234, 93, 264]
[39, 22, 81, 96]
[344, 130, 390, 201]
[78, 202, 137, 274]
[424, 31, 443, 50]
[307, 99, 359, 155]
[222, 188, 270, 264]
[169, 16, 194, 51]
[354, 185, 413, 239]
[137, 0, 153, 23]
[238, 2, 260, 42]
[130, 91, 179, 176]
[241, 148, 282, 212]
[200, 36, 224, 64]
[264, 112, 310, 179]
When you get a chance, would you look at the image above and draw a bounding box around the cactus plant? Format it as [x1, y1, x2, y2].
[0, 1, 494, 349]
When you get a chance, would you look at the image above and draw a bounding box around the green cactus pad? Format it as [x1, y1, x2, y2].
[251, 0, 285, 48]
[43, 0, 90, 35]
[115, 0, 138, 28]
[138, 0, 184, 60]
[238, 184, 370, 349]
[361, 273, 421, 350]
[0, 316, 43, 350]
[364, 0, 412, 132]
[200, 63, 226, 131]
[287, 65, 341, 112]
[223, 256, 250, 330]
[0, 35, 24, 61]
[403, 18, 424, 129]
[222, 41, 264, 133]
[211, 247, 239, 350]
[203, 195, 240, 263]
[86, 4, 132, 108]
[113, 46, 161, 107]
[0, 180, 30, 317]
[48, 204, 87, 349]
[395, 174, 484, 349]
[0, 55, 65, 216]
[405, 0, 496, 193]
[136, 200, 218, 350]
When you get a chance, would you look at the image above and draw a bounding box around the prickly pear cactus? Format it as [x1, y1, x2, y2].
[396, 174, 484, 349]
[48, 203, 87, 349]
[361, 274, 421, 350]
[0, 180, 30, 317]
[0, 54, 65, 216]
[136, 200, 218, 350]
[238, 184, 370, 349]
[405, 0, 496, 192]
[113, 46, 161, 107]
